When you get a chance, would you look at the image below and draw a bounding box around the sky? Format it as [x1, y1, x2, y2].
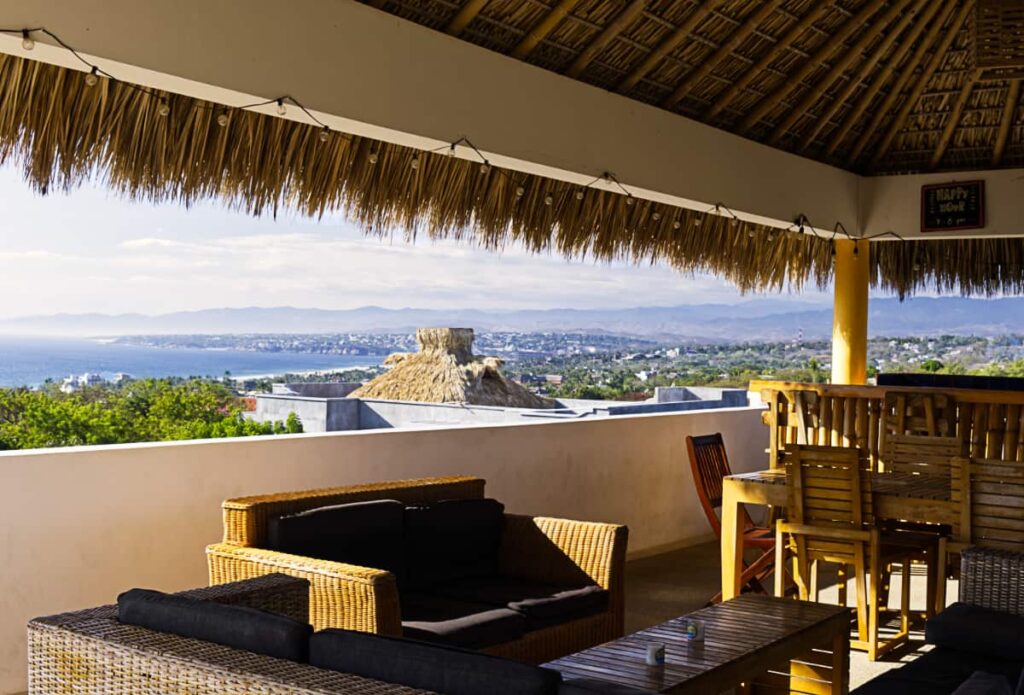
[0, 164, 834, 319]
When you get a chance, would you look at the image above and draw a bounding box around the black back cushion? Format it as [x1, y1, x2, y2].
[267, 499, 405, 577]
[310, 628, 561, 695]
[926, 602, 1024, 661]
[405, 498, 505, 588]
[118, 589, 311, 662]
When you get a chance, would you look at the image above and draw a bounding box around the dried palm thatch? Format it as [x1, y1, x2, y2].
[0, 52, 1021, 297]
[371, 0, 1024, 175]
[349, 328, 556, 408]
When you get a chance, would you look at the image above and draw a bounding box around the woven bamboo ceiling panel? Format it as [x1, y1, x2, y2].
[360, 0, 1024, 175]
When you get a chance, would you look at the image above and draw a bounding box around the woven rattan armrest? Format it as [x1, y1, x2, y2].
[206, 543, 402, 633]
[27, 617, 429, 694]
[959, 546, 1024, 615]
[499, 514, 628, 634]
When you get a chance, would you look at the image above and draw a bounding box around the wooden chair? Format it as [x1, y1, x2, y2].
[775, 445, 945, 661]
[882, 434, 963, 475]
[687, 433, 778, 603]
[951, 457, 1024, 552]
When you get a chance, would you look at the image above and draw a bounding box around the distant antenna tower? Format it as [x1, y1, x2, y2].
[796, 328, 804, 343]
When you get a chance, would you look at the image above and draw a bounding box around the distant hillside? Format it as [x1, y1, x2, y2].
[2, 297, 1023, 340]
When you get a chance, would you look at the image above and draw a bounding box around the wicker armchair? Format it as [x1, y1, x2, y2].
[28, 575, 430, 694]
[206, 476, 628, 663]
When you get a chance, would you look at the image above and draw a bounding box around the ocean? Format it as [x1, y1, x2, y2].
[0, 336, 381, 387]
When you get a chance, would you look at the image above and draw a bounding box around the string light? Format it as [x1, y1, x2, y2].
[515, 186, 525, 198]
[21, 29, 33, 50]
[625, 196, 634, 206]
[216, 111, 229, 127]
[544, 194, 553, 206]
[652, 212, 661, 221]
[748, 229, 755, 238]
[84, 67, 98, 87]
[673, 220, 681, 230]
[318, 127, 330, 143]
[410, 156, 419, 170]
[694, 216, 702, 227]
[158, 102, 170, 117]
[479, 163, 490, 174]
[830, 240, 836, 258]
[853, 241, 860, 259]
[368, 152, 379, 164]
[575, 190, 584, 201]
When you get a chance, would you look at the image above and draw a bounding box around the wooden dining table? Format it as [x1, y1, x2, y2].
[721, 469, 955, 600]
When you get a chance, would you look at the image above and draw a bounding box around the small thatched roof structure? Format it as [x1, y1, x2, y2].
[349, 328, 557, 408]
[0, 39, 1022, 298]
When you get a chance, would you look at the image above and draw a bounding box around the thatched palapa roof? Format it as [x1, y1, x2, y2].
[349, 328, 557, 408]
[366, 0, 1024, 176]
[0, 14, 1023, 300]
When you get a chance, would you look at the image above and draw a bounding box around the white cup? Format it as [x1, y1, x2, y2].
[645, 643, 666, 666]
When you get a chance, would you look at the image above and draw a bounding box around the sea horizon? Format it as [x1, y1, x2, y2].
[0, 335, 381, 388]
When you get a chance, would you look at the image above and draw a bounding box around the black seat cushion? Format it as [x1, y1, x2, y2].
[310, 628, 562, 695]
[117, 588, 312, 662]
[267, 499, 405, 577]
[559, 679, 659, 695]
[851, 648, 1022, 695]
[927, 603, 1024, 661]
[400, 592, 526, 648]
[951, 672, 1014, 695]
[404, 498, 505, 588]
[432, 577, 609, 629]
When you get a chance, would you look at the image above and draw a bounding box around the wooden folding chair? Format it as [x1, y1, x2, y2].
[687, 433, 779, 604]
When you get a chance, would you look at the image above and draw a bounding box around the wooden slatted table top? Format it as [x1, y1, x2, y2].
[728, 469, 952, 501]
[544, 595, 850, 694]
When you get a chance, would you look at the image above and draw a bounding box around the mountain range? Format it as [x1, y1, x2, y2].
[1, 297, 1023, 341]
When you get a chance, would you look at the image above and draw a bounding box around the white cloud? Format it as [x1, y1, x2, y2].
[0, 164, 833, 319]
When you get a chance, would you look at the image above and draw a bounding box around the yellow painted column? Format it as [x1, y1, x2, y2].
[831, 239, 868, 385]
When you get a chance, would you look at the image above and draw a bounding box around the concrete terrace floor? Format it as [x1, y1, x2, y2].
[625, 542, 953, 691]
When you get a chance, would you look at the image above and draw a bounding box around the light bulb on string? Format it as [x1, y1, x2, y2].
[694, 216, 702, 227]
[652, 212, 661, 221]
[575, 190, 584, 201]
[84, 67, 99, 87]
[673, 220, 681, 230]
[480, 163, 490, 174]
[410, 156, 420, 170]
[21, 30, 34, 51]
[368, 152, 379, 164]
[544, 194, 553, 206]
[853, 242, 860, 259]
[216, 111, 229, 127]
[319, 127, 330, 143]
[625, 196, 634, 206]
[276, 99, 287, 116]
[515, 186, 525, 198]
[747, 228, 755, 238]
[158, 102, 170, 117]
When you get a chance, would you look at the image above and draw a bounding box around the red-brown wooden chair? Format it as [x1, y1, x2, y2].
[687, 433, 779, 603]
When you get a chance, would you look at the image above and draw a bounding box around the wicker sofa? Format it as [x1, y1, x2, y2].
[852, 546, 1024, 695]
[28, 574, 650, 695]
[205, 476, 628, 663]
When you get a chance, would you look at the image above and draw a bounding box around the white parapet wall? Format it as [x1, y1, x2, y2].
[0, 406, 766, 693]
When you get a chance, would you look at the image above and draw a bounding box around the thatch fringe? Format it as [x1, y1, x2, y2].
[0, 53, 1021, 297]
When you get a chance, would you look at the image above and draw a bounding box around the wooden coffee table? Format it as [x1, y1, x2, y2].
[545, 595, 851, 694]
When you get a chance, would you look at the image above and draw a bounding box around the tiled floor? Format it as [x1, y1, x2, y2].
[625, 542, 952, 691]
